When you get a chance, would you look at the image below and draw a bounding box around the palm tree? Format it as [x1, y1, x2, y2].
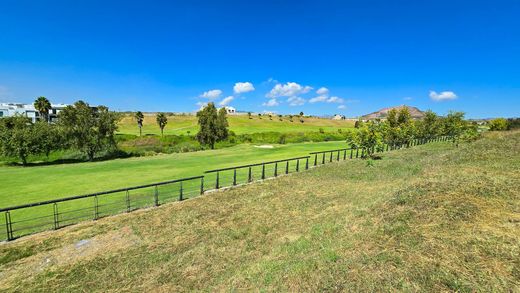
[299, 111, 304, 123]
[269, 114, 273, 120]
[135, 111, 144, 136]
[156, 112, 168, 136]
[258, 113, 262, 119]
[278, 114, 283, 121]
[34, 96, 51, 122]
[248, 112, 252, 119]
[289, 115, 293, 122]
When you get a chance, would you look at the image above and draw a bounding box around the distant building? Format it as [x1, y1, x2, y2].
[197, 105, 237, 115]
[332, 114, 346, 120]
[0, 102, 69, 123]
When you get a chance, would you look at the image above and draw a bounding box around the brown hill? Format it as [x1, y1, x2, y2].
[362, 105, 425, 120]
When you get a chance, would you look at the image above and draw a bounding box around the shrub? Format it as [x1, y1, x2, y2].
[488, 118, 508, 131]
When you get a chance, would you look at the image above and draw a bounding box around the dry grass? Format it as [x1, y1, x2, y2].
[0, 131, 519, 292]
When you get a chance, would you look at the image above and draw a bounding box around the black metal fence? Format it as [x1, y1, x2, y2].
[1, 136, 452, 241]
[204, 156, 310, 190]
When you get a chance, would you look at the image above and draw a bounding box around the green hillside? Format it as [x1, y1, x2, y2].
[1, 131, 518, 291]
[117, 114, 354, 136]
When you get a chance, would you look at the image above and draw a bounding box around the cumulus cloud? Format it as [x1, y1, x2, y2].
[338, 105, 346, 109]
[263, 98, 279, 107]
[429, 90, 457, 101]
[287, 96, 305, 106]
[309, 95, 343, 104]
[267, 82, 312, 98]
[233, 82, 255, 94]
[219, 96, 234, 106]
[200, 89, 222, 100]
[316, 87, 329, 95]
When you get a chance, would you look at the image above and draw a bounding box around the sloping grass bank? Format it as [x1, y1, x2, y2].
[0, 131, 518, 291]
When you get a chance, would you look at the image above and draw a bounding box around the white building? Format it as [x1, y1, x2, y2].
[332, 114, 346, 120]
[198, 105, 237, 115]
[0, 102, 69, 122]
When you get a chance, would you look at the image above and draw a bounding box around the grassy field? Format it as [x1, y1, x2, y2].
[0, 140, 348, 206]
[1, 131, 518, 291]
[117, 113, 355, 135]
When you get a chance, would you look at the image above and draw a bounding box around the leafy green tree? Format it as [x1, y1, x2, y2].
[397, 107, 411, 125]
[196, 102, 219, 149]
[258, 113, 262, 119]
[216, 107, 229, 140]
[419, 110, 440, 139]
[488, 118, 508, 131]
[247, 112, 252, 119]
[269, 114, 273, 120]
[156, 112, 168, 136]
[289, 115, 293, 122]
[386, 109, 398, 128]
[348, 122, 384, 159]
[278, 114, 283, 121]
[441, 111, 467, 146]
[299, 111, 304, 123]
[33, 121, 61, 158]
[0, 116, 43, 165]
[59, 101, 120, 161]
[34, 96, 52, 122]
[135, 111, 144, 136]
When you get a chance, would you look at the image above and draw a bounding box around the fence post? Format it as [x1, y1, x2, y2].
[262, 164, 265, 179]
[126, 189, 131, 212]
[200, 177, 204, 194]
[274, 162, 278, 177]
[329, 152, 333, 162]
[361, 148, 365, 158]
[179, 181, 183, 201]
[286, 160, 289, 174]
[337, 150, 340, 161]
[53, 203, 59, 230]
[296, 159, 300, 172]
[343, 149, 347, 160]
[248, 167, 252, 182]
[322, 153, 325, 164]
[5, 211, 13, 241]
[216, 172, 220, 189]
[233, 168, 237, 185]
[314, 154, 317, 166]
[154, 185, 159, 206]
[350, 149, 353, 159]
[94, 196, 99, 220]
[305, 157, 309, 170]
[356, 147, 359, 158]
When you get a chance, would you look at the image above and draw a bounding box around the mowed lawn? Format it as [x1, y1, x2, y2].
[0, 140, 348, 206]
[117, 114, 354, 136]
[1, 131, 518, 291]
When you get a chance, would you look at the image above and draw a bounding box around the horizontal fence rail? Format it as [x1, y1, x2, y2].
[1, 135, 452, 241]
[204, 156, 311, 190]
[1, 176, 204, 241]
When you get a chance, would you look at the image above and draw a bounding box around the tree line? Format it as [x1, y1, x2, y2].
[0, 98, 120, 165]
[347, 108, 479, 159]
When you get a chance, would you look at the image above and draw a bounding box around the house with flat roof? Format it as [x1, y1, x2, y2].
[0, 102, 69, 122]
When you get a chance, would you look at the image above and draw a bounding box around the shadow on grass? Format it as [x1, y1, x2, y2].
[4, 150, 133, 167]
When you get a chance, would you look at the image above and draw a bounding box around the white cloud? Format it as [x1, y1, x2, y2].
[287, 96, 305, 106]
[200, 89, 222, 100]
[309, 95, 327, 103]
[233, 82, 255, 94]
[316, 87, 329, 95]
[338, 105, 346, 109]
[219, 96, 234, 106]
[429, 90, 457, 101]
[267, 82, 312, 98]
[263, 98, 279, 107]
[309, 95, 343, 104]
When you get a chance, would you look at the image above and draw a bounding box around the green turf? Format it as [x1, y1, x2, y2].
[117, 114, 355, 136]
[0, 141, 348, 207]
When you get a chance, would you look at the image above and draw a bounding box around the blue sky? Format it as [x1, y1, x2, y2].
[0, 0, 519, 118]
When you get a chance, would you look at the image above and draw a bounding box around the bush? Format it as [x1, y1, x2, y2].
[488, 118, 508, 131]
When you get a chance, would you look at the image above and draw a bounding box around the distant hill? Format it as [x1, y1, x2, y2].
[362, 105, 425, 120]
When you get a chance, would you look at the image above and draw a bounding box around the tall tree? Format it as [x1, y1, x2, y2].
[289, 115, 293, 122]
[135, 111, 144, 136]
[216, 107, 229, 140]
[196, 102, 219, 149]
[247, 112, 252, 119]
[59, 101, 120, 161]
[299, 111, 304, 123]
[386, 109, 398, 128]
[0, 116, 42, 165]
[34, 96, 52, 122]
[156, 112, 168, 136]
[397, 107, 411, 125]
